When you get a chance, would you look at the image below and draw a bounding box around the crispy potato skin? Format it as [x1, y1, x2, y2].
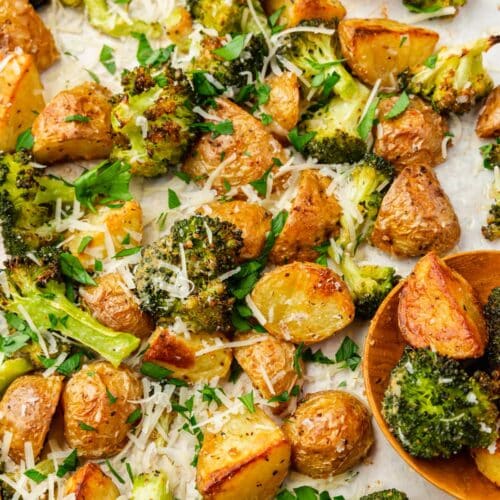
[0, 0, 59, 71]
[339, 19, 438, 88]
[0, 52, 45, 152]
[196, 408, 291, 499]
[64, 463, 120, 500]
[32, 82, 113, 163]
[283, 391, 374, 478]
[0, 374, 63, 463]
[476, 86, 500, 139]
[263, 0, 345, 27]
[251, 262, 355, 344]
[472, 440, 500, 487]
[63, 361, 142, 459]
[270, 170, 341, 264]
[144, 327, 232, 383]
[374, 95, 449, 172]
[398, 252, 488, 359]
[371, 165, 460, 257]
[81, 273, 154, 339]
[182, 98, 287, 196]
[198, 201, 272, 261]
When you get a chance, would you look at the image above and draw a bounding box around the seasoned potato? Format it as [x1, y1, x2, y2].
[476, 86, 500, 139]
[81, 273, 154, 339]
[165, 7, 192, 51]
[263, 0, 345, 27]
[472, 440, 500, 487]
[143, 327, 232, 383]
[283, 391, 374, 478]
[0, 374, 63, 463]
[234, 332, 303, 414]
[398, 252, 488, 359]
[339, 19, 439, 88]
[0, 0, 59, 71]
[374, 95, 449, 172]
[64, 463, 120, 500]
[32, 82, 113, 163]
[182, 98, 287, 196]
[196, 408, 291, 499]
[250, 262, 355, 344]
[0, 52, 45, 152]
[270, 170, 341, 264]
[371, 165, 460, 257]
[63, 361, 142, 458]
[66, 200, 143, 271]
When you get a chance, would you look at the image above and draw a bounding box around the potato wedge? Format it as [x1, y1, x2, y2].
[270, 170, 341, 264]
[32, 82, 113, 163]
[63, 361, 142, 458]
[196, 408, 291, 499]
[0, 52, 45, 152]
[0, 374, 63, 463]
[250, 262, 355, 344]
[143, 327, 232, 383]
[371, 165, 460, 257]
[263, 0, 345, 27]
[64, 463, 120, 500]
[472, 440, 500, 487]
[398, 252, 488, 359]
[476, 86, 500, 139]
[339, 19, 439, 88]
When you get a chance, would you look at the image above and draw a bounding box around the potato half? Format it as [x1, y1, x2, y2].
[263, 0, 346, 27]
[472, 440, 500, 487]
[64, 463, 120, 500]
[476, 86, 500, 139]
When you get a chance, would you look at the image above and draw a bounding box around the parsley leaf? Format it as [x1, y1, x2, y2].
[56, 449, 78, 478]
[357, 96, 380, 141]
[168, 188, 181, 209]
[126, 408, 142, 425]
[79, 421, 96, 431]
[200, 385, 223, 405]
[249, 167, 272, 196]
[77, 235, 93, 253]
[213, 34, 246, 61]
[191, 119, 234, 138]
[293, 343, 304, 376]
[140, 361, 173, 380]
[59, 253, 96, 286]
[132, 32, 154, 65]
[106, 459, 125, 484]
[113, 246, 142, 259]
[268, 6, 285, 35]
[335, 336, 361, 371]
[174, 171, 191, 183]
[238, 391, 256, 413]
[302, 347, 335, 364]
[106, 387, 117, 404]
[288, 128, 316, 152]
[56, 352, 83, 376]
[268, 385, 300, 403]
[64, 114, 91, 123]
[15, 129, 34, 152]
[192, 71, 221, 97]
[24, 469, 47, 484]
[384, 91, 410, 119]
[99, 45, 116, 74]
[424, 53, 438, 69]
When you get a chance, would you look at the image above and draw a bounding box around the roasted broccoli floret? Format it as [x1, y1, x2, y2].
[360, 489, 409, 500]
[135, 215, 243, 333]
[403, 0, 466, 12]
[482, 158, 500, 241]
[480, 140, 500, 171]
[485, 287, 500, 372]
[383, 347, 499, 459]
[131, 471, 173, 500]
[407, 36, 500, 114]
[111, 64, 199, 177]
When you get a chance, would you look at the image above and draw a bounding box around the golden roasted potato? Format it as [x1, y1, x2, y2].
[476, 86, 500, 139]
[196, 408, 291, 499]
[250, 262, 355, 344]
[0, 52, 45, 152]
[0, 374, 63, 463]
[374, 95, 449, 172]
[81, 273, 154, 339]
[270, 170, 341, 264]
[64, 463, 120, 500]
[0, 0, 59, 71]
[472, 440, 500, 487]
[264, 0, 345, 27]
[32, 82, 113, 163]
[198, 201, 272, 261]
[182, 98, 287, 196]
[165, 7, 192, 51]
[143, 327, 232, 383]
[339, 19, 439, 88]
[63, 361, 142, 458]
[398, 252, 488, 359]
[283, 391, 374, 478]
[66, 200, 143, 271]
[371, 165, 460, 257]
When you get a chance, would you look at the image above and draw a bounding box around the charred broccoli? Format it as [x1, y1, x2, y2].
[383, 347, 498, 459]
[482, 154, 499, 241]
[485, 287, 500, 372]
[111, 64, 199, 177]
[135, 216, 243, 333]
[360, 490, 408, 500]
[403, 0, 466, 12]
[480, 140, 500, 171]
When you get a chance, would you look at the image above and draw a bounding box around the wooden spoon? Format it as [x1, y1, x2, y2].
[363, 250, 500, 500]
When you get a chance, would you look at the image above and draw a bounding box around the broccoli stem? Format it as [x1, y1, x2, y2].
[0, 358, 33, 394]
[132, 471, 173, 500]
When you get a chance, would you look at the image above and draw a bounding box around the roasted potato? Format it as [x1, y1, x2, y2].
[371, 165, 460, 257]
[66, 200, 143, 271]
[269, 170, 341, 264]
[374, 95, 449, 172]
[0, 52, 45, 152]
[476, 86, 500, 139]
[283, 391, 374, 478]
[0, 0, 59, 71]
[63, 361, 142, 458]
[182, 98, 287, 196]
[196, 408, 291, 499]
[0, 374, 63, 463]
[234, 332, 303, 414]
[263, 0, 345, 27]
[250, 262, 355, 344]
[165, 7, 192, 51]
[143, 327, 232, 383]
[80, 272, 154, 339]
[198, 201, 272, 261]
[338, 19, 439, 88]
[472, 440, 500, 487]
[32, 82, 113, 164]
[398, 252, 488, 359]
[64, 463, 120, 500]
